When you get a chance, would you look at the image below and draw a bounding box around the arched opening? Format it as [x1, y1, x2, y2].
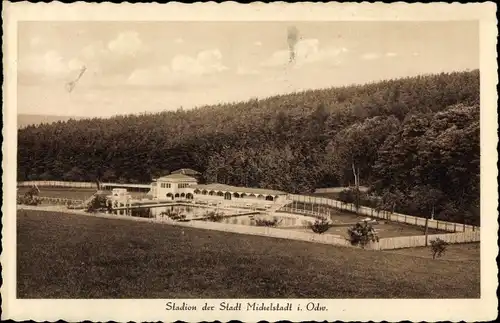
[209, 190, 215, 196]
[257, 194, 265, 200]
[175, 193, 180, 198]
[202, 190, 208, 195]
[265, 195, 274, 201]
[194, 189, 200, 194]
[217, 191, 224, 196]
[166, 193, 173, 198]
[186, 193, 193, 199]
[240, 193, 247, 198]
[180, 193, 185, 198]
[233, 192, 240, 198]
[224, 192, 232, 200]
[248, 194, 256, 199]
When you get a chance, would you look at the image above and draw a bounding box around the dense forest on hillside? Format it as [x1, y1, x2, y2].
[18, 70, 480, 224]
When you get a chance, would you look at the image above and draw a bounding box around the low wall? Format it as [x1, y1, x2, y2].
[18, 195, 85, 206]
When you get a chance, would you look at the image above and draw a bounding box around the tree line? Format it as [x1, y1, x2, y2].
[17, 70, 480, 224]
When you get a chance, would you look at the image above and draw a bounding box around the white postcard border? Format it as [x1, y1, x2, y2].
[2, 2, 498, 322]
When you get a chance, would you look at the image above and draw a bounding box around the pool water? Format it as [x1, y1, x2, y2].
[116, 205, 320, 228]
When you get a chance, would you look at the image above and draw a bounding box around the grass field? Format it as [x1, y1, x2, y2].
[17, 210, 480, 299]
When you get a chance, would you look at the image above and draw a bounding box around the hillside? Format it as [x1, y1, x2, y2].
[17, 70, 480, 224]
[17, 114, 87, 129]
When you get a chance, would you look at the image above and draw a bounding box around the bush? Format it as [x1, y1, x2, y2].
[17, 195, 42, 206]
[430, 238, 448, 259]
[131, 208, 154, 218]
[203, 210, 224, 222]
[337, 189, 356, 204]
[86, 195, 108, 213]
[17, 186, 42, 206]
[254, 217, 282, 227]
[309, 217, 331, 234]
[160, 209, 186, 221]
[347, 221, 379, 248]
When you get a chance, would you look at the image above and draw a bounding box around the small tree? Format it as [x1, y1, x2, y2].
[309, 217, 331, 234]
[347, 221, 379, 248]
[430, 238, 448, 259]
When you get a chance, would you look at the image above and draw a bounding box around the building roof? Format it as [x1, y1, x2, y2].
[171, 168, 201, 176]
[155, 173, 198, 182]
[192, 183, 287, 196]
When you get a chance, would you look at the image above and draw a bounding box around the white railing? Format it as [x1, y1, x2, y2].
[286, 194, 479, 233]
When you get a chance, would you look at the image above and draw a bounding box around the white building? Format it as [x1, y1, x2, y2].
[150, 173, 198, 200]
[148, 170, 290, 208]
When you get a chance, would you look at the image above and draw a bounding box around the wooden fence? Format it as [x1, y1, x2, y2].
[17, 180, 150, 190]
[286, 194, 479, 233]
[370, 231, 480, 250]
[18, 181, 97, 188]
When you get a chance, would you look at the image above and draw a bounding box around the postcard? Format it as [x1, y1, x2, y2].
[2, 2, 498, 322]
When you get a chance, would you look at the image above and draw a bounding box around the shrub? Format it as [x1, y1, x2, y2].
[17, 186, 42, 206]
[160, 209, 186, 221]
[203, 210, 224, 222]
[254, 217, 282, 227]
[131, 208, 154, 218]
[309, 217, 331, 234]
[337, 189, 356, 204]
[17, 195, 42, 206]
[347, 221, 379, 248]
[430, 238, 448, 259]
[86, 195, 108, 213]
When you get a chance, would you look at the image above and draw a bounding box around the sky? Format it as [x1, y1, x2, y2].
[17, 21, 479, 117]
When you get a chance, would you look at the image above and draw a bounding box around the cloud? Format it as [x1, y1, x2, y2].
[261, 38, 347, 68]
[236, 66, 260, 76]
[19, 50, 82, 78]
[107, 31, 143, 57]
[386, 52, 398, 57]
[127, 65, 175, 86]
[171, 49, 228, 75]
[72, 31, 152, 77]
[360, 52, 381, 60]
[126, 48, 229, 88]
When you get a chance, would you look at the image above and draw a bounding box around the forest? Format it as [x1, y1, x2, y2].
[18, 70, 480, 225]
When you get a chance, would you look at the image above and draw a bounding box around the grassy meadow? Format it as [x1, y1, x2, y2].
[17, 210, 480, 299]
